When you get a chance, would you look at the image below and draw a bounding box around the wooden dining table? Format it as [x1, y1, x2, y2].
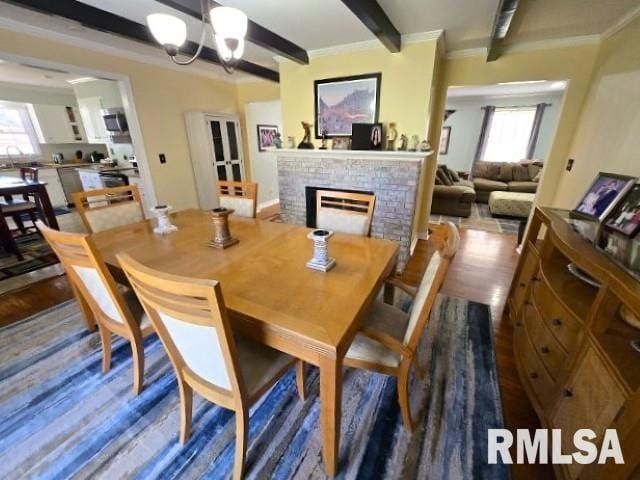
[91, 208, 398, 476]
[0, 175, 59, 257]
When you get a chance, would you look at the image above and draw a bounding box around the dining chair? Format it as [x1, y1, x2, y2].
[316, 190, 376, 236]
[37, 220, 153, 395]
[344, 222, 460, 432]
[73, 184, 144, 233]
[117, 253, 306, 480]
[1, 167, 40, 235]
[216, 180, 258, 218]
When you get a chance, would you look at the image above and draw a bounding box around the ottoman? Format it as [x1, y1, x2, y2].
[488, 191, 535, 218]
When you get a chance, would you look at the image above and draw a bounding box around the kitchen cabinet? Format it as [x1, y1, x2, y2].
[28, 104, 86, 144]
[77, 97, 109, 144]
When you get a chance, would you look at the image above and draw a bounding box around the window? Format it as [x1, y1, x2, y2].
[481, 106, 536, 163]
[0, 101, 41, 158]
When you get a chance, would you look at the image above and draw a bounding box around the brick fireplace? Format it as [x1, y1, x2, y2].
[277, 149, 431, 271]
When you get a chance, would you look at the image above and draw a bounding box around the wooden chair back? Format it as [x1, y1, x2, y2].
[316, 190, 376, 236]
[20, 167, 39, 183]
[216, 180, 258, 218]
[403, 222, 459, 349]
[36, 220, 138, 334]
[73, 184, 144, 233]
[117, 253, 246, 407]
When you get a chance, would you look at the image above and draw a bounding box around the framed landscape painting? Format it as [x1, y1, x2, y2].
[257, 124, 279, 151]
[314, 73, 381, 138]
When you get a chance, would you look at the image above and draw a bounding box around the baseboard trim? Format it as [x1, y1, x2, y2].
[257, 199, 279, 211]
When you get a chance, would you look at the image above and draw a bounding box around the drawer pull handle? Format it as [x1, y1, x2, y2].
[563, 388, 573, 398]
[552, 318, 562, 326]
[515, 321, 522, 327]
[540, 346, 550, 354]
[519, 282, 526, 288]
[530, 371, 538, 379]
[525, 301, 532, 306]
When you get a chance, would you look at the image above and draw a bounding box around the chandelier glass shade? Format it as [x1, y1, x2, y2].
[146, 2, 248, 73]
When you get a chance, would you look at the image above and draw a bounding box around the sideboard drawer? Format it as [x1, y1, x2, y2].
[511, 245, 539, 314]
[533, 279, 582, 354]
[515, 318, 556, 407]
[524, 304, 568, 382]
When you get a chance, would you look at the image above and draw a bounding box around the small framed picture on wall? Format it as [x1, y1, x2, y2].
[257, 124, 279, 151]
[439, 126, 451, 155]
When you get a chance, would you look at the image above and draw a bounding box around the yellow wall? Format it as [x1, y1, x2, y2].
[279, 41, 439, 148]
[428, 43, 601, 223]
[553, 17, 640, 208]
[0, 28, 279, 210]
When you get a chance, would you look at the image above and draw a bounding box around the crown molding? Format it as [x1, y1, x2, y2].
[602, 3, 640, 40]
[0, 17, 244, 85]
[501, 34, 602, 54]
[446, 47, 487, 59]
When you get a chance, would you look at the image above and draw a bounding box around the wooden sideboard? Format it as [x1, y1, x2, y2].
[506, 207, 640, 480]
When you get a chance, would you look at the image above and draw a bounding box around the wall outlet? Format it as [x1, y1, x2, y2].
[159, 153, 166, 164]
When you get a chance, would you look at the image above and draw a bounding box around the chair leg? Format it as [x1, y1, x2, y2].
[12, 214, 26, 235]
[178, 379, 193, 444]
[397, 368, 414, 433]
[131, 336, 145, 395]
[99, 326, 112, 374]
[295, 360, 307, 401]
[233, 409, 248, 480]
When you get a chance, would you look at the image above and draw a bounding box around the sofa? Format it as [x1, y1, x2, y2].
[431, 161, 543, 217]
[431, 165, 476, 217]
[471, 161, 542, 203]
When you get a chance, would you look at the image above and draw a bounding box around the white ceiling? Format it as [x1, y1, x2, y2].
[447, 81, 567, 99]
[0, 0, 638, 82]
[504, 0, 640, 45]
[0, 60, 77, 90]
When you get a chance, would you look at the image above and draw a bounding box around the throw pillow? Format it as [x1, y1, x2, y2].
[448, 167, 461, 182]
[472, 162, 488, 178]
[436, 166, 453, 186]
[499, 164, 513, 182]
[435, 174, 444, 185]
[487, 163, 502, 181]
[528, 163, 542, 181]
[512, 164, 530, 182]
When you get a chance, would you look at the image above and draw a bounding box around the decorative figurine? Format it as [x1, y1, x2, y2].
[306, 229, 336, 272]
[409, 135, 420, 152]
[398, 134, 408, 151]
[152, 205, 178, 235]
[209, 207, 238, 249]
[273, 132, 282, 149]
[287, 136, 296, 149]
[386, 122, 398, 150]
[319, 129, 328, 150]
[419, 139, 431, 152]
[297, 121, 315, 149]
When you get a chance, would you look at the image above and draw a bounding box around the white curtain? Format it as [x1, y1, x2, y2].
[481, 107, 536, 163]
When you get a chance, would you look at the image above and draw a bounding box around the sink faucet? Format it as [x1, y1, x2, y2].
[5, 145, 23, 168]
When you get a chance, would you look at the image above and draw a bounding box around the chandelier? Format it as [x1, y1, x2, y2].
[147, 0, 248, 74]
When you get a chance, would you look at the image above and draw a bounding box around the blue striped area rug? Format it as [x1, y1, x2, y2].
[0, 295, 507, 479]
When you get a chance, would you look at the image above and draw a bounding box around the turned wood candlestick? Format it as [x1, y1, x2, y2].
[209, 207, 239, 249]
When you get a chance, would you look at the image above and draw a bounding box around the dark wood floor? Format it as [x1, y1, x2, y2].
[0, 210, 551, 478]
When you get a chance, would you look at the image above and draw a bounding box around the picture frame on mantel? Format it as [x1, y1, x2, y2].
[314, 73, 381, 139]
[257, 124, 279, 151]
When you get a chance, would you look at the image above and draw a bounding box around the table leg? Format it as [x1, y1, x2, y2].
[0, 213, 22, 260]
[37, 185, 59, 230]
[319, 355, 342, 477]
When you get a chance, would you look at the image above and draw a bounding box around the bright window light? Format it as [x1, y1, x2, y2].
[482, 107, 536, 163]
[0, 101, 41, 158]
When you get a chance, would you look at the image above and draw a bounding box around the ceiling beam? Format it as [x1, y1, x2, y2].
[487, 0, 520, 62]
[5, 0, 279, 82]
[157, 0, 309, 65]
[341, 0, 401, 53]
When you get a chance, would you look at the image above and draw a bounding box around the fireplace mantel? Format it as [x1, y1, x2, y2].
[277, 149, 434, 271]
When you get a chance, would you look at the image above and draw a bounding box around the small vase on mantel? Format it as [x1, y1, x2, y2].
[209, 207, 239, 249]
[152, 205, 178, 235]
[306, 229, 336, 272]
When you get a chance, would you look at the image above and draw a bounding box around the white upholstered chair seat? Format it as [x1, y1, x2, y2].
[345, 301, 410, 368]
[317, 209, 369, 236]
[219, 196, 255, 218]
[83, 201, 144, 233]
[235, 336, 295, 397]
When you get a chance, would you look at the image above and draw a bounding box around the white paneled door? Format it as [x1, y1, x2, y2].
[207, 115, 245, 183]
